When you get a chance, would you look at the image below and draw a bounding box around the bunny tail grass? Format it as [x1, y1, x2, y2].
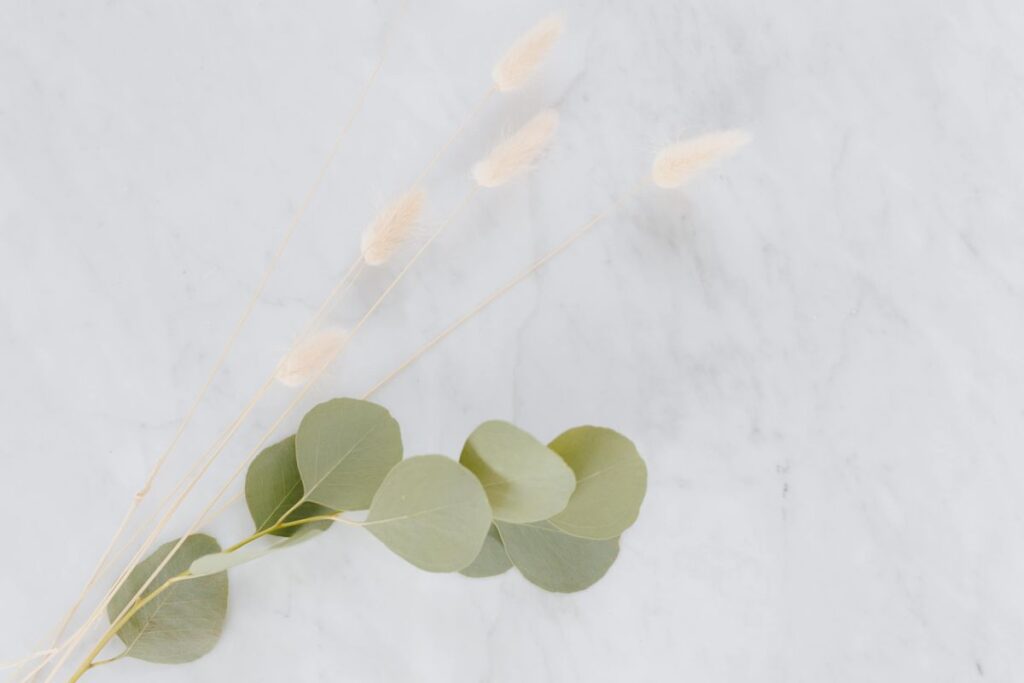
[651, 129, 750, 189]
[492, 14, 565, 92]
[472, 109, 559, 188]
[275, 328, 349, 387]
[360, 189, 426, 266]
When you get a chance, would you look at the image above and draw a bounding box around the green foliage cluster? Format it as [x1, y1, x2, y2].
[108, 398, 647, 664]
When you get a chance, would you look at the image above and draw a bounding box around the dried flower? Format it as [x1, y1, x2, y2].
[472, 109, 559, 188]
[361, 189, 426, 266]
[275, 328, 348, 387]
[651, 130, 750, 188]
[492, 14, 565, 92]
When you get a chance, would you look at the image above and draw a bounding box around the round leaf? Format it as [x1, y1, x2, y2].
[246, 435, 335, 537]
[365, 455, 491, 572]
[460, 420, 576, 523]
[460, 524, 513, 578]
[296, 398, 402, 510]
[548, 426, 647, 540]
[108, 534, 228, 663]
[496, 520, 619, 593]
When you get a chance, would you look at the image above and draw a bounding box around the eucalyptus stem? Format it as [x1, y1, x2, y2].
[66, 575, 188, 683]
[66, 514, 343, 682]
[223, 514, 350, 554]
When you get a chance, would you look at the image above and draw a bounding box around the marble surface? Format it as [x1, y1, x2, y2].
[3, 0, 1024, 681]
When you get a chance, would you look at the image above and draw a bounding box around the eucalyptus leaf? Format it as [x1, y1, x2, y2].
[188, 527, 325, 578]
[496, 520, 619, 593]
[296, 398, 402, 510]
[366, 455, 491, 572]
[460, 420, 576, 523]
[460, 524, 513, 578]
[246, 435, 335, 537]
[107, 534, 228, 664]
[548, 426, 647, 540]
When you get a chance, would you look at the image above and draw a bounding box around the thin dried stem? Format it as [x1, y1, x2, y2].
[412, 87, 496, 188]
[0, 651, 56, 674]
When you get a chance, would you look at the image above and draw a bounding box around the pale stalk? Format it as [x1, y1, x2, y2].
[412, 87, 495, 188]
[0, 652, 55, 675]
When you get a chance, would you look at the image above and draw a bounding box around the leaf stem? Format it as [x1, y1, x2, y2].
[68, 512, 347, 681]
[223, 514, 354, 554]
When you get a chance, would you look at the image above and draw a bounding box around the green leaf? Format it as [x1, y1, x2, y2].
[460, 524, 513, 578]
[548, 426, 647, 540]
[188, 526, 325, 577]
[296, 398, 402, 510]
[365, 455, 492, 572]
[459, 420, 576, 523]
[108, 534, 228, 664]
[246, 435, 335, 537]
[496, 520, 619, 593]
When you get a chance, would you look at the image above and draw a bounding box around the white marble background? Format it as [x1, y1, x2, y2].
[2, 0, 1023, 681]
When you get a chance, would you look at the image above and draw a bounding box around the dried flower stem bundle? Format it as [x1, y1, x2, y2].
[33, 14, 408, 680]
[58, 183, 480, 682]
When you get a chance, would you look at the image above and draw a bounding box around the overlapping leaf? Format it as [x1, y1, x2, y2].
[496, 520, 619, 593]
[296, 398, 402, 510]
[548, 426, 647, 540]
[460, 420, 575, 523]
[365, 455, 491, 572]
[107, 534, 228, 663]
[460, 524, 513, 578]
[246, 435, 335, 537]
